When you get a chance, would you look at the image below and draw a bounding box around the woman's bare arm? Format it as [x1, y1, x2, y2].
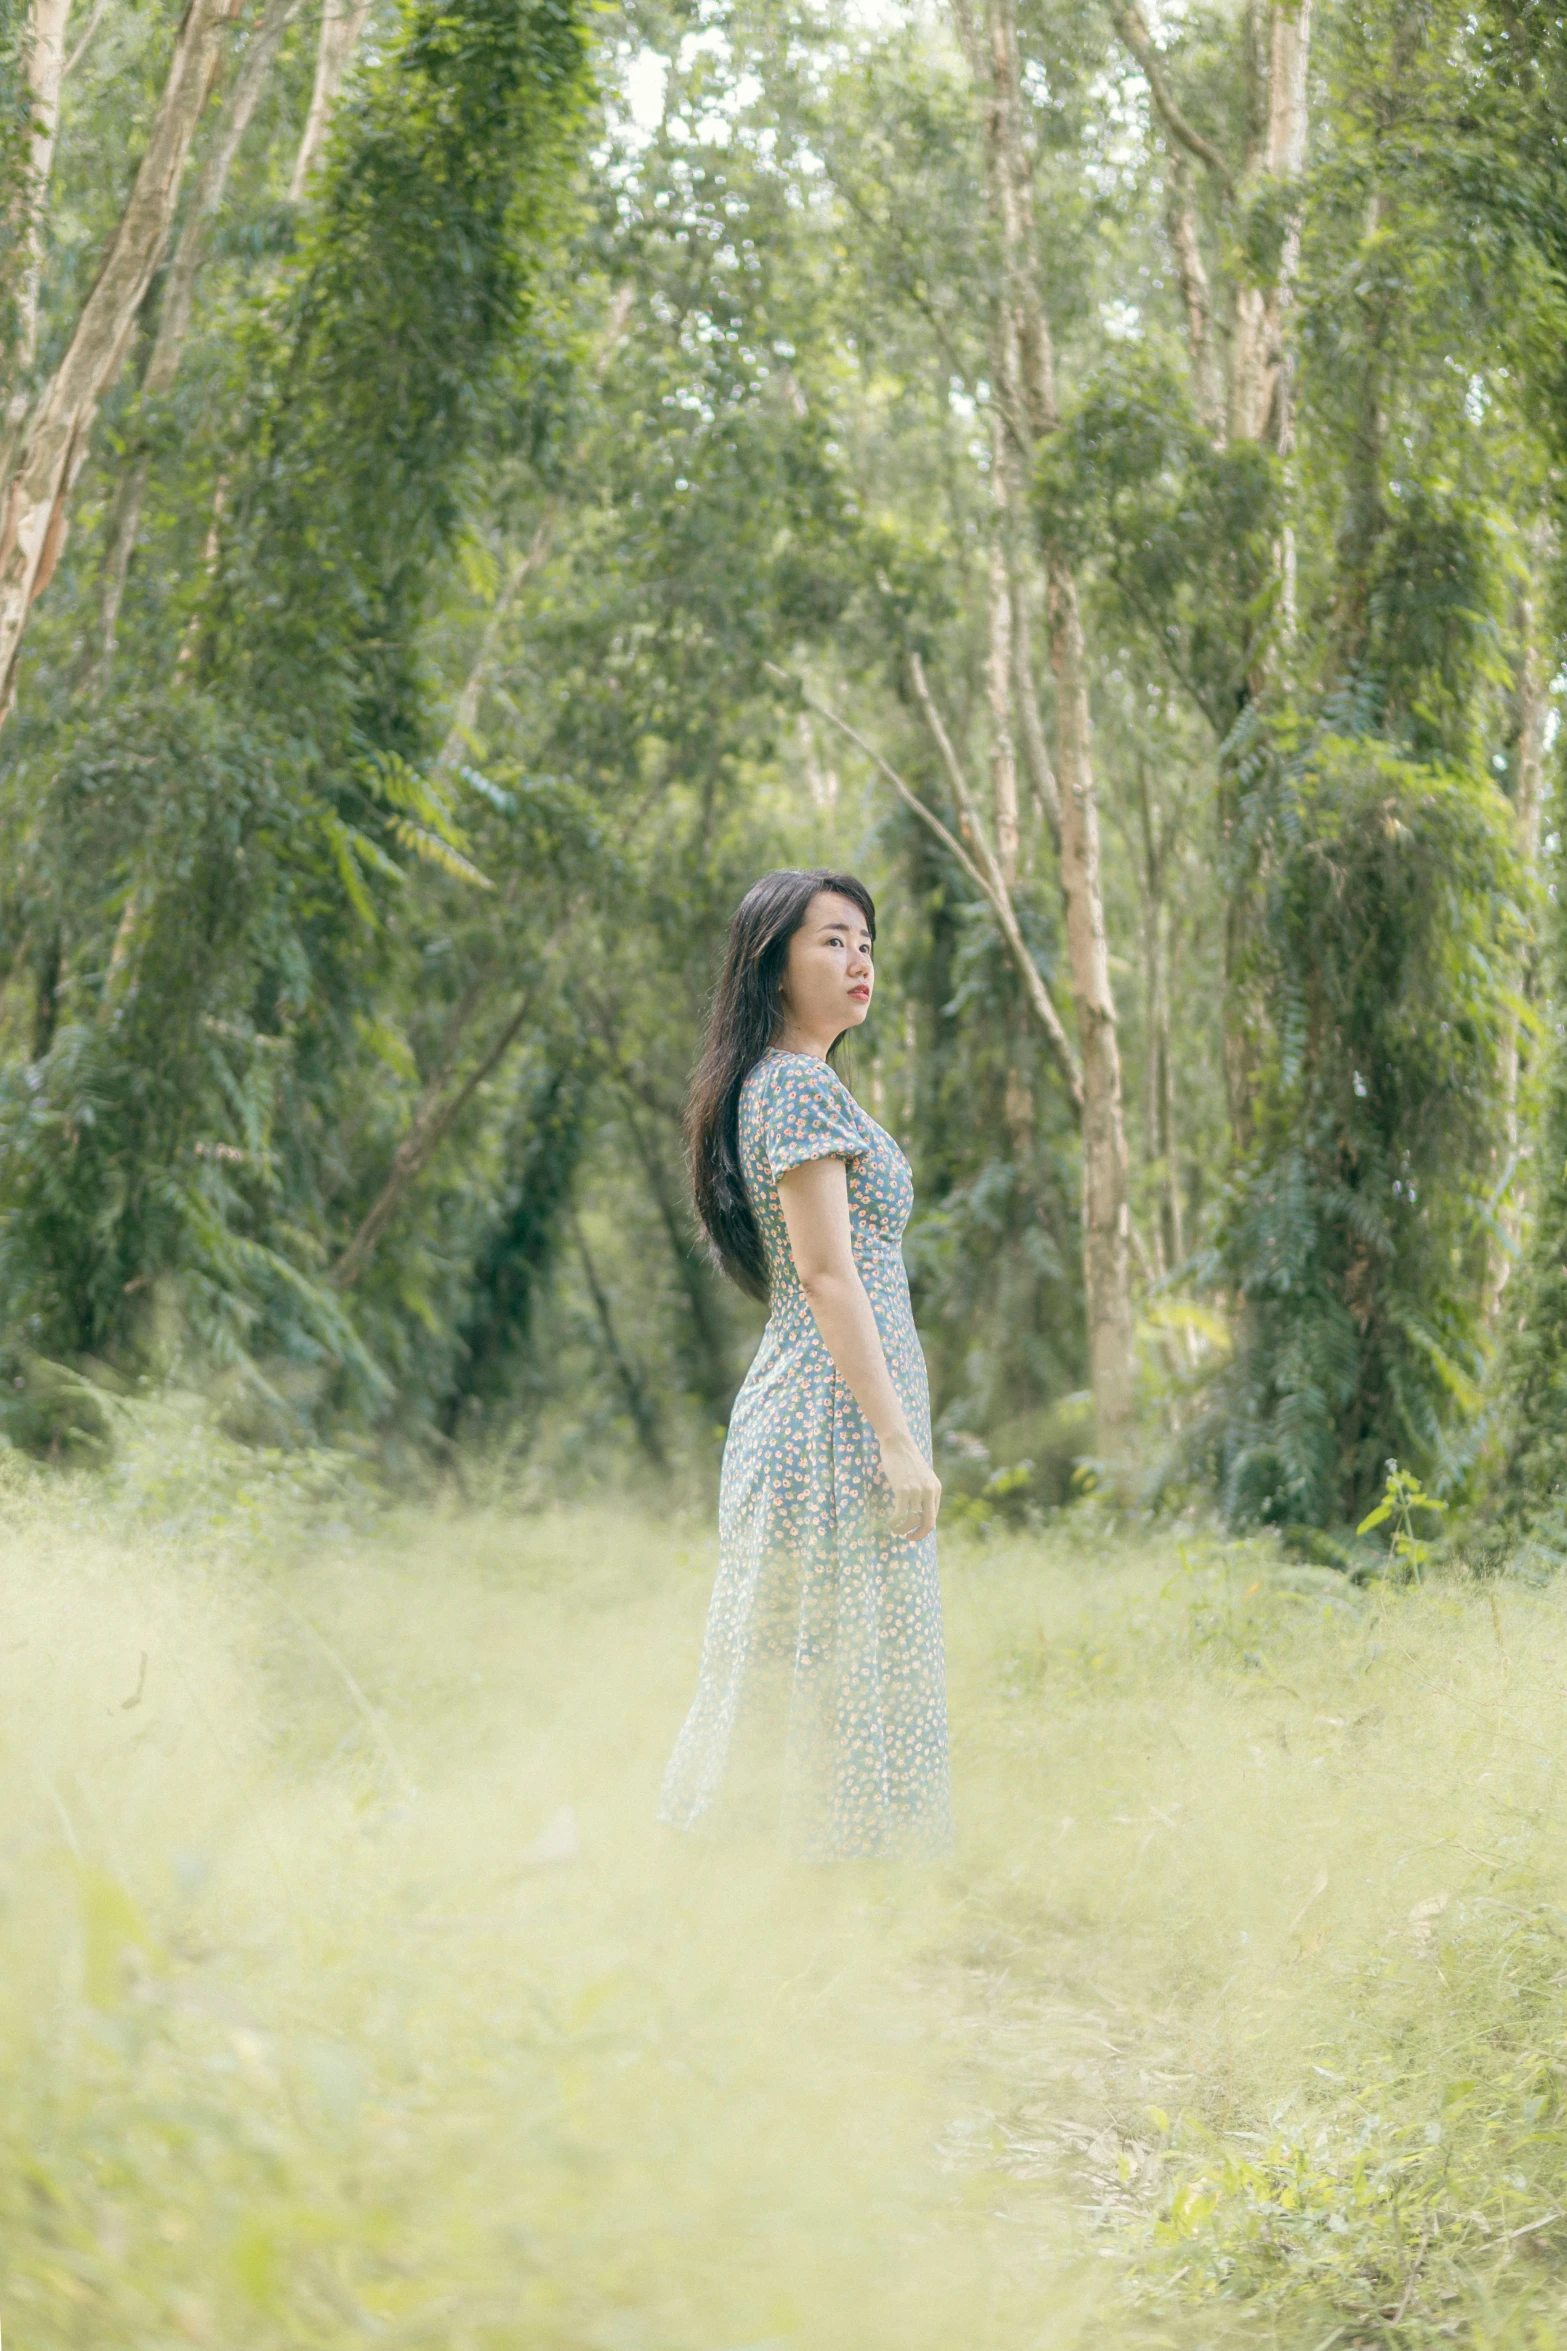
[776, 1155, 941, 1540]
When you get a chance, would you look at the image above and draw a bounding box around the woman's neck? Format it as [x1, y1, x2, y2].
[773, 1024, 831, 1060]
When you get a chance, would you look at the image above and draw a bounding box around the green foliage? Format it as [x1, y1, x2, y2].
[1365, 482, 1510, 768]
[1236, 175, 1292, 290]
[1040, 0, 1559, 1526]
[440, 1040, 592, 1435]
[1199, 730, 1518, 1527]
[890, 847, 1086, 1447]
[1467, 0, 1567, 473]
[0, 0, 1559, 1508]
[0, 1349, 114, 1463]
[0, 0, 590, 1419]
[0, 0, 31, 366]
[208, 0, 588, 740]
[8, 1450, 1567, 2347]
[1357, 1456, 1447, 1579]
[1491, 864, 1567, 1553]
[0, 695, 375, 1382]
[1034, 358, 1283, 737]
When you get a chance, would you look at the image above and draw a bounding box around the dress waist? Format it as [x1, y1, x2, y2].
[751, 1263, 919, 1382]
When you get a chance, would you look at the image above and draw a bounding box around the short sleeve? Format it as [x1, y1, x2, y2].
[763, 1056, 863, 1179]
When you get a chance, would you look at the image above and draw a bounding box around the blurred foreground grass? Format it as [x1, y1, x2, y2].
[7, 1409, 1567, 2347]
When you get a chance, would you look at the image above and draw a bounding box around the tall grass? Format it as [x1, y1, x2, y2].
[5, 1406, 1567, 2347]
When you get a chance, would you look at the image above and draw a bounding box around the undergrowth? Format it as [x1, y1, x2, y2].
[3, 1403, 1567, 2346]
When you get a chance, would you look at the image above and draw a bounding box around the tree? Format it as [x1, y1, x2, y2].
[0, 0, 1557, 1525]
[0, 0, 247, 719]
[950, 0, 1135, 1455]
[0, 0, 588, 1408]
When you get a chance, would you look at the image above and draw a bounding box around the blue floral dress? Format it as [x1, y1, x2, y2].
[660, 1049, 952, 1861]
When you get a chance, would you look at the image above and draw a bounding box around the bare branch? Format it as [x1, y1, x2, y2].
[907, 653, 1082, 1101]
[150, 0, 301, 398]
[62, 0, 109, 80]
[766, 660, 1083, 1105]
[906, 651, 1006, 894]
[436, 504, 557, 772]
[764, 662, 988, 899]
[1010, 581, 1060, 847]
[288, 0, 370, 202]
[1110, 0, 1234, 194]
[93, 0, 299, 678]
[333, 978, 546, 1288]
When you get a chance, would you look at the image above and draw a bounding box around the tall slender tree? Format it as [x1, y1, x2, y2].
[950, 0, 1135, 1454]
[0, 0, 247, 718]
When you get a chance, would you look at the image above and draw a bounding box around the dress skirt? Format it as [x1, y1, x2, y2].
[659, 1050, 952, 1862]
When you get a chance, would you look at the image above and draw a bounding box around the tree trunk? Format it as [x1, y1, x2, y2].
[1130, 757, 1183, 1281]
[1111, 0, 1311, 455]
[622, 1091, 738, 1419]
[94, 0, 297, 677]
[1228, 0, 1313, 451]
[1144, 908, 1181, 1277]
[1224, 8, 1314, 1125]
[287, 0, 371, 201]
[985, 413, 1020, 887]
[30, 925, 62, 1058]
[956, 0, 1137, 1456]
[571, 1210, 668, 1473]
[10, 0, 72, 385]
[1164, 153, 1225, 440]
[0, 0, 245, 722]
[161, 0, 297, 387]
[1010, 573, 1060, 850]
[1111, 1, 1313, 1164]
[1048, 558, 1135, 1438]
[1485, 550, 1552, 1325]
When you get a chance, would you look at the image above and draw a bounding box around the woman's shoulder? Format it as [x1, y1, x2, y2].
[745, 1051, 862, 1114]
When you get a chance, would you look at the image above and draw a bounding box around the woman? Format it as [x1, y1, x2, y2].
[659, 869, 951, 1862]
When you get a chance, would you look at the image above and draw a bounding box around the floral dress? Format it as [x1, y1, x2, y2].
[660, 1049, 952, 1862]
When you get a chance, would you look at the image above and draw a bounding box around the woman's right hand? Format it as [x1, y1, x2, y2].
[878, 1429, 941, 1541]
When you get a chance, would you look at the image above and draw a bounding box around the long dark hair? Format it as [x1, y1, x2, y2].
[687, 868, 877, 1300]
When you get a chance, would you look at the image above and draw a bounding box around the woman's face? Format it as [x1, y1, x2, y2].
[778, 889, 874, 1046]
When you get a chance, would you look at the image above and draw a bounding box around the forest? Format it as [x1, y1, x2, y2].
[9, 0, 1567, 2343]
[5, 0, 1567, 1546]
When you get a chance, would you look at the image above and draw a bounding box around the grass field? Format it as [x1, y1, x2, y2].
[6, 1406, 1567, 2348]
